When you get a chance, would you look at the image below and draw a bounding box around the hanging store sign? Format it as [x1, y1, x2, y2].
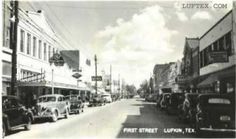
[91, 76, 102, 81]
[49, 53, 65, 66]
[208, 51, 228, 63]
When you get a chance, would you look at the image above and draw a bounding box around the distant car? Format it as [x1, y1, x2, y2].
[195, 93, 236, 135]
[156, 94, 163, 108]
[179, 93, 199, 124]
[166, 92, 185, 115]
[32, 94, 69, 122]
[89, 94, 105, 107]
[160, 93, 171, 110]
[2, 95, 34, 137]
[145, 93, 157, 102]
[64, 95, 84, 114]
[101, 94, 112, 103]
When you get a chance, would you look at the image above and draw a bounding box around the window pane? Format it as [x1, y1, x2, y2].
[44, 43, 47, 61]
[20, 30, 25, 52]
[2, 61, 11, 76]
[38, 40, 42, 59]
[225, 32, 232, 55]
[33, 37, 37, 57]
[27, 33, 31, 55]
[48, 45, 51, 59]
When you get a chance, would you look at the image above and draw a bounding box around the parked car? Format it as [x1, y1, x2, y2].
[64, 95, 84, 114]
[2, 95, 34, 137]
[32, 94, 69, 122]
[195, 93, 236, 135]
[101, 94, 112, 103]
[156, 94, 163, 108]
[89, 94, 105, 107]
[179, 93, 199, 124]
[159, 93, 171, 110]
[166, 92, 185, 115]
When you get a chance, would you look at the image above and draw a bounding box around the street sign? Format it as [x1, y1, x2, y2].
[91, 76, 102, 81]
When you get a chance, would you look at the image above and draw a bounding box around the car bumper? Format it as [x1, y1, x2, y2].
[200, 128, 236, 132]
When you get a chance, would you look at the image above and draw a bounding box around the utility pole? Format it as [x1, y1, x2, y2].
[10, 0, 19, 96]
[94, 55, 97, 95]
[110, 65, 112, 94]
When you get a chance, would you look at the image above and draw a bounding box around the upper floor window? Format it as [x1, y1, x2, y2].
[43, 43, 47, 61]
[26, 33, 31, 55]
[20, 30, 25, 52]
[33, 37, 37, 57]
[38, 40, 42, 59]
[225, 32, 232, 55]
[48, 45, 51, 59]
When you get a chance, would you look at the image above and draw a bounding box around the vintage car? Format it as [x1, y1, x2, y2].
[89, 94, 105, 107]
[2, 95, 34, 136]
[32, 94, 69, 122]
[159, 93, 171, 110]
[166, 92, 185, 115]
[64, 95, 84, 114]
[179, 93, 199, 124]
[101, 94, 112, 103]
[195, 93, 236, 134]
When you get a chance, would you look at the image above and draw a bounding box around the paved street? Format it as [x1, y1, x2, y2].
[5, 98, 199, 139]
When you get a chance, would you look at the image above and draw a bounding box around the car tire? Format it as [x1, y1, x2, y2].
[24, 116, 32, 130]
[51, 111, 58, 122]
[65, 109, 69, 119]
[2, 122, 6, 137]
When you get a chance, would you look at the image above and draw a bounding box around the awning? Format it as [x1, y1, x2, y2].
[197, 75, 218, 87]
[197, 66, 235, 88]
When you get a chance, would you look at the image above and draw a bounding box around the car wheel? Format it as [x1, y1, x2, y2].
[65, 109, 69, 119]
[24, 116, 32, 130]
[2, 122, 6, 137]
[51, 111, 58, 122]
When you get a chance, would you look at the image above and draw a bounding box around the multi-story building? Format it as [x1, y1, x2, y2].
[180, 37, 200, 92]
[2, 4, 92, 106]
[198, 10, 235, 94]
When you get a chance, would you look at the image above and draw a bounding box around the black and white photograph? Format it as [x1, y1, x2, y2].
[1, 0, 236, 138]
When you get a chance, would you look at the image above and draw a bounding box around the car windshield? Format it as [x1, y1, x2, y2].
[38, 96, 56, 102]
[70, 96, 78, 101]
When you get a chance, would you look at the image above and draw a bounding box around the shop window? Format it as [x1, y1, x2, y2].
[227, 83, 234, 93]
[38, 40, 42, 59]
[20, 30, 25, 52]
[26, 33, 31, 55]
[33, 37, 37, 57]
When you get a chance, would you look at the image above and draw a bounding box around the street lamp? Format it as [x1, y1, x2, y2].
[49, 53, 64, 94]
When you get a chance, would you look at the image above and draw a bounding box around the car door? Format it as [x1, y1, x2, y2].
[5, 98, 24, 127]
[57, 96, 65, 114]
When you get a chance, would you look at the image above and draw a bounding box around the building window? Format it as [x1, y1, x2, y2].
[48, 45, 51, 59]
[20, 30, 25, 52]
[213, 41, 218, 51]
[4, 27, 10, 48]
[225, 32, 232, 55]
[219, 36, 225, 51]
[26, 33, 31, 55]
[53, 48, 55, 55]
[38, 40, 42, 59]
[33, 37, 37, 57]
[44, 43, 47, 61]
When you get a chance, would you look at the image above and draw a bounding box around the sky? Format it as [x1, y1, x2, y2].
[19, 0, 233, 88]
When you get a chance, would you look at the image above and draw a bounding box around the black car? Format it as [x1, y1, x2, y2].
[159, 93, 171, 110]
[195, 93, 235, 135]
[64, 95, 84, 114]
[166, 92, 185, 115]
[179, 93, 199, 124]
[2, 95, 34, 137]
[89, 94, 105, 107]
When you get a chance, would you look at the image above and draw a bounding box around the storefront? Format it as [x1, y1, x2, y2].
[197, 66, 235, 94]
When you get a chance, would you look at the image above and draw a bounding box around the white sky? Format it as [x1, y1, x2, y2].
[19, 0, 233, 87]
